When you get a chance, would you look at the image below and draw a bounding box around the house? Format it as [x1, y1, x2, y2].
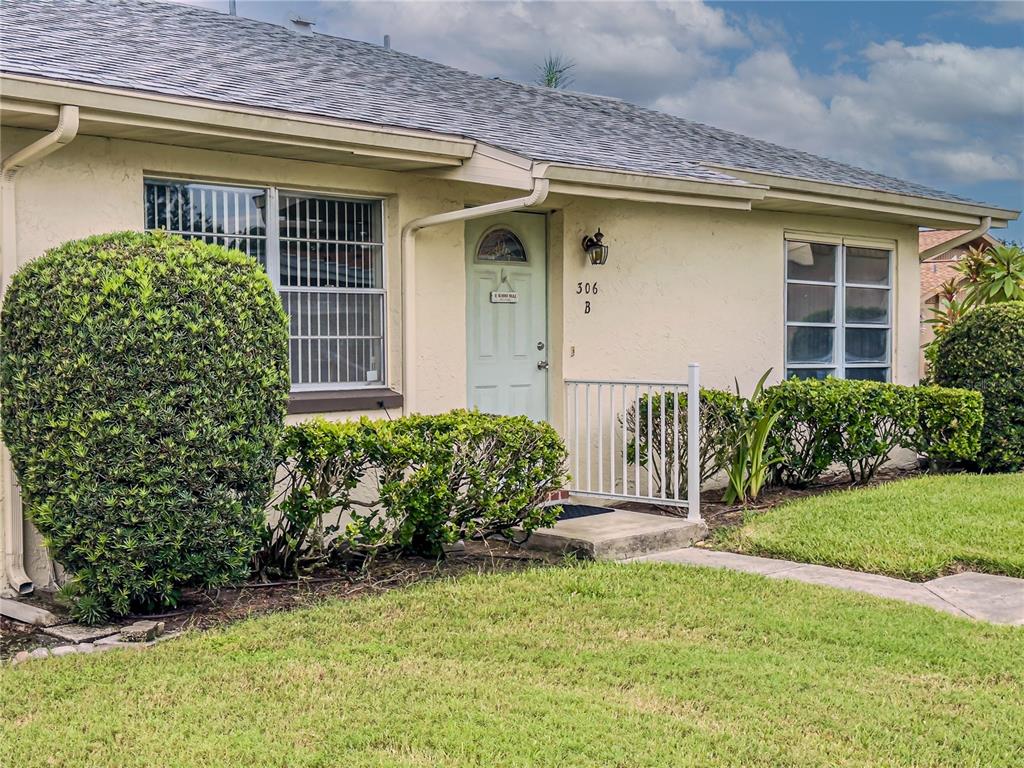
[918, 229, 1003, 374]
[0, 0, 1019, 596]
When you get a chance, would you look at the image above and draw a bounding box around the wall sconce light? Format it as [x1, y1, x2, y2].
[581, 229, 609, 265]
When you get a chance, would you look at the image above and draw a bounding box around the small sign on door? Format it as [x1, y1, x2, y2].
[490, 290, 519, 304]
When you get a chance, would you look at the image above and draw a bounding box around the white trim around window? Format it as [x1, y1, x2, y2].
[144, 177, 388, 392]
[784, 235, 894, 382]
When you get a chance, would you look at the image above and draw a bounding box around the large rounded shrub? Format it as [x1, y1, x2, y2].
[933, 302, 1024, 471]
[0, 231, 290, 620]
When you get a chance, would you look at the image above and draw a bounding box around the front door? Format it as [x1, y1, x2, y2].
[466, 212, 547, 420]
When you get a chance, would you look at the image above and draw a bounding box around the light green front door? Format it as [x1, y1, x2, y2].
[465, 212, 548, 420]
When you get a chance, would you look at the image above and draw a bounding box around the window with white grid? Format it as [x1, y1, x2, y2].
[785, 239, 892, 382]
[145, 179, 386, 391]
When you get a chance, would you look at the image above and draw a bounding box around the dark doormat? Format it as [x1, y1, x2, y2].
[556, 504, 613, 521]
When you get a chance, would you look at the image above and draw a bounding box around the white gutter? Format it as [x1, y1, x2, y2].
[0, 105, 80, 595]
[919, 217, 992, 260]
[400, 173, 550, 414]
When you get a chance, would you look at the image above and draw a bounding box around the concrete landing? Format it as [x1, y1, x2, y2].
[526, 510, 707, 560]
[634, 548, 1024, 625]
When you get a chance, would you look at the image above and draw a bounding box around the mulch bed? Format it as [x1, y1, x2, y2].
[2, 470, 925, 659]
[1, 542, 557, 659]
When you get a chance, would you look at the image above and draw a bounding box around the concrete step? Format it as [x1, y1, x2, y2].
[525, 509, 707, 560]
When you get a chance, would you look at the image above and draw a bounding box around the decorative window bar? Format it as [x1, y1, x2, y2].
[145, 179, 386, 390]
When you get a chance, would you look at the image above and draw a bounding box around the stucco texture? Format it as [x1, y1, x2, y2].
[0, 127, 919, 589]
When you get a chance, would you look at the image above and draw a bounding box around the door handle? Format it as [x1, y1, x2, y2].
[537, 360, 549, 370]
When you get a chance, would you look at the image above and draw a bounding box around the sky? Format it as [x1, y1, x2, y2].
[176, 0, 1024, 241]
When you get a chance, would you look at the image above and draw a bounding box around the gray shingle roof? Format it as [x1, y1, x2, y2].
[0, 0, 982, 205]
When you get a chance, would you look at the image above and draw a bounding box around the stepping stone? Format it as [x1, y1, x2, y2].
[525, 509, 707, 560]
[42, 623, 121, 643]
[0, 598, 61, 627]
[925, 572, 1024, 626]
[119, 620, 165, 643]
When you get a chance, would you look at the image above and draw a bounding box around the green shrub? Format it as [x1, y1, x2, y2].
[256, 419, 371, 578]
[766, 378, 844, 487]
[933, 303, 1024, 470]
[626, 388, 745, 496]
[767, 378, 918, 486]
[265, 410, 568, 564]
[912, 385, 984, 465]
[833, 381, 918, 483]
[722, 370, 782, 505]
[0, 232, 290, 620]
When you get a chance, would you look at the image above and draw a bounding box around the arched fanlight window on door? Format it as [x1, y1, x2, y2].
[476, 227, 527, 263]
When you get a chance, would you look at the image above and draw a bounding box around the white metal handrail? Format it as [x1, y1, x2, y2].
[565, 363, 700, 521]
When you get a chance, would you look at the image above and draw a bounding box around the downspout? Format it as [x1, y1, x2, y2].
[0, 105, 80, 595]
[400, 171, 550, 414]
[920, 216, 991, 260]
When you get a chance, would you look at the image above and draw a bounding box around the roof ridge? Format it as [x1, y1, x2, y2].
[0, 0, 1003, 209]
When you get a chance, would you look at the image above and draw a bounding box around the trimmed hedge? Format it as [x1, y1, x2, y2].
[366, 411, 568, 555]
[912, 385, 984, 465]
[257, 418, 371, 577]
[767, 378, 917, 486]
[767, 378, 987, 487]
[259, 411, 568, 574]
[835, 382, 918, 483]
[766, 378, 850, 487]
[933, 303, 1024, 470]
[0, 232, 290, 621]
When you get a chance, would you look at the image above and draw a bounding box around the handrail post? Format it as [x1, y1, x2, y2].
[687, 363, 701, 522]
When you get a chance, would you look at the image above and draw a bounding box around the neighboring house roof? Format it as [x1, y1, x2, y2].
[919, 229, 1001, 259]
[921, 259, 962, 301]
[918, 229, 1002, 300]
[920, 229, 971, 255]
[0, 0, 998, 208]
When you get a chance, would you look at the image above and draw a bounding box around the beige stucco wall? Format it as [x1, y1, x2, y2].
[552, 197, 920, 397]
[2, 127, 480, 417]
[0, 127, 480, 587]
[0, 126, 920, 589]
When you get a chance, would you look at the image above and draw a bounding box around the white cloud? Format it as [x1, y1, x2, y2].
[657, 38, 1023, 185]
[315, 1, 748, 103]
[175, 0, 1023, 191]
[982, 1, 1024, 23]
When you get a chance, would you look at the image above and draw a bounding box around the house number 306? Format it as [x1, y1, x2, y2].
[577, 282, 598, 315]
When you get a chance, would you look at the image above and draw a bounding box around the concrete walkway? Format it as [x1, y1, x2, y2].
[633, 548, 1024, 626]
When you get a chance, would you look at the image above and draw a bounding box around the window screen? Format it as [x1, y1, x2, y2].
[278, 193, 385, 389]
[145, 179, 386, 390]
[785, 240, 892, 382]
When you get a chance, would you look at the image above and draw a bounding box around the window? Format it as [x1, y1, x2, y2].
[475, 227, 527, 262]
[145, 179, 385, 391]
[144, 180, 267, 266]
[785, 238, 892, 382]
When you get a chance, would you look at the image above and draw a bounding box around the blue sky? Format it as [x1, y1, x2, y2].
[180, 1, 1023, 240]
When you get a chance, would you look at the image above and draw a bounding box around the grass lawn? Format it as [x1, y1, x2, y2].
[719, 473, 1024, 580]
[2, 563, 1022, 767]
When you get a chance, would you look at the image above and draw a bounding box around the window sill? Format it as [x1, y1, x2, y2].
[287, 388, 403, 415]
